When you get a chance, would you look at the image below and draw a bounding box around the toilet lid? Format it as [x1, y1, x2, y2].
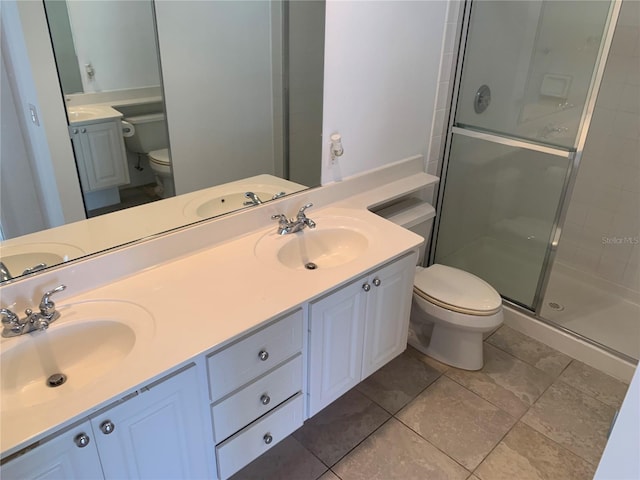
[414, 264, 502, 315]
[149, 148, 171, 166]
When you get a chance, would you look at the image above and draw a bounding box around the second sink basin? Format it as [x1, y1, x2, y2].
[255, 215, 371, 271]
[0, 300, 154, 412]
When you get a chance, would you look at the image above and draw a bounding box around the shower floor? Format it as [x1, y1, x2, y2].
[541, 263, 640, 360]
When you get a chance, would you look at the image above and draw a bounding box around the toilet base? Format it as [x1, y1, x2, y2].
[425, 325, 485, 370]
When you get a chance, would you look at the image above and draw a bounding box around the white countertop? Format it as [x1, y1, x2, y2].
[0, 202, 423, 457]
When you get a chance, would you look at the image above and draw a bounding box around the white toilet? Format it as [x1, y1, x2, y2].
[412, 264, 503, 370]
[148, 148, 175, 198]
[376, 197, 503, 370]
[122, 112, 175, 199]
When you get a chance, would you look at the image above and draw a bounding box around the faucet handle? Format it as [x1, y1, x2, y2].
[39, 284, 66, 317]
[271, 213, 288, 223]
[1, 308, 19, 328]
[297, 203, 313, 218]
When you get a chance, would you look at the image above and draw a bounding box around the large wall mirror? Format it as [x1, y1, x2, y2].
[0, 0, 325, 284]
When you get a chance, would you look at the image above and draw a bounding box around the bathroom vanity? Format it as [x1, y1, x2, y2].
[0, 160, 437, 479]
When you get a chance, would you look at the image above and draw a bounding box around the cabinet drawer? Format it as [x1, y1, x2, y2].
[207, 308, 303, 402]
[212, 354, 303, 443]
[216, 392, 304, 480]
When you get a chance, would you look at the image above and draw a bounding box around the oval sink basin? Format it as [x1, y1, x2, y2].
[0, 300, 154, 411]
[255, 216, 371, 271]
[195, 191, 274, 218]
[277, 228, 368, 270]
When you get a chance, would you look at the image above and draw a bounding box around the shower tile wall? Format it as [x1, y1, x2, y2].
[556, 0, 640, 297]
[426, 0, 463, 180]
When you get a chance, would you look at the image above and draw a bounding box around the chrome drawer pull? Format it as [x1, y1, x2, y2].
[100, 420, 115, 435]
[263, 433, 273, 445]
[260, 394, 271, 405]
[258, 350, 269, 361]
[74, 433, 90, 448]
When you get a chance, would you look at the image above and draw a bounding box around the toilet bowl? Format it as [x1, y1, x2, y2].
[148, 148, 175, 198]
[412, 264, 503, 370]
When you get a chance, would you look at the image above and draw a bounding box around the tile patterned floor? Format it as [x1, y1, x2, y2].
[230, 325, 629, 480]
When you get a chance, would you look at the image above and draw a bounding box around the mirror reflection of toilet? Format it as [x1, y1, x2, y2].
[376, 198, 503, 370]
[122, 113, 175, 198]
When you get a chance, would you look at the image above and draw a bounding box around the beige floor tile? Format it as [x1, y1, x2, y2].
[446, 344, 554, 417]
[229, 436, 327, 480]
[356, 349, 441, 413]
[405, 344, 451, 373]
[521, 380, 616, 465]
[475, 422, 596, 480]
[487, 326, 572, 377]
[333, 418, 469, 480]
[293, 388, 390, 467]
[559, 360, 629, 408]
[396, 376, 516, 470]
[318, 471, 340, 480]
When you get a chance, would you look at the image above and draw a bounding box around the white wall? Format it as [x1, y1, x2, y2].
[556, 0, 640, 296]
[65, 0, 160, 93]
[1, 0, 85, 229]
[321, 0, 448, 185]
[155, 1, 278, 195]
[0, 50, 46, 239]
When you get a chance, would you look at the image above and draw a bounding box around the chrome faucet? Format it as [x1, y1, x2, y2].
[0, 262, 11, 282]
[244, 191, 288, 206]
[243, 192, 264, 206]
[1, 284, 66, 337]
[271, 203, 316, 235]
[0, 261, 48, 282]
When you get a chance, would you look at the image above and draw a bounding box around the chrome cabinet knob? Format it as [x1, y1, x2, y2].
[263, 433, 273, 445]
[100, 420, 115, 435]
[362, 283, 371, 292]
[258, 350, 269, 361]
[81, 128, 87, 133]
[373, 278, 381, 287]
[260, 394, 271, 405]
[72, 128, 79, 134]
[74, 433, 90, 448]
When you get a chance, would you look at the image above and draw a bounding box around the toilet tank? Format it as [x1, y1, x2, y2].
[374, 197, 436, 266]
[123, 112, 169, 154]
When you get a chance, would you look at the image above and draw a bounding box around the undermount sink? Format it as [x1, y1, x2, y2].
[255, 216, 370, 271]
[0, 300, 154, 412]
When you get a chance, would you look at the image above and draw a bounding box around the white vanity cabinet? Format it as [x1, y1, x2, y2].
[206, 308, 305, 479]
[0, 420, 103, 479]
[308, 252, 417, 416]
[1, 365, 211, 480]
[90, 364, 211, 479]
[70, 120, 130, 192]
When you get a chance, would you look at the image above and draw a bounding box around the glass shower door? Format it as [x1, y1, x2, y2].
[434, 132, 572, 308]
[433, 0, 615, 310]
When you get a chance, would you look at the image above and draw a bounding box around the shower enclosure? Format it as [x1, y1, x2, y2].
[431, 0, 639, 362]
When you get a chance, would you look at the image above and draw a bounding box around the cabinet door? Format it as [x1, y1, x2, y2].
[79, 121, 129, 192]
[1, 421, 104, 480]
[91, 365, 213, 480]
[308, 279, 366, 416]
[362, 252, 417, 379]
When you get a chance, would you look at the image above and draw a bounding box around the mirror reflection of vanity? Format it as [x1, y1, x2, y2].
[0, 0, 325, 284]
